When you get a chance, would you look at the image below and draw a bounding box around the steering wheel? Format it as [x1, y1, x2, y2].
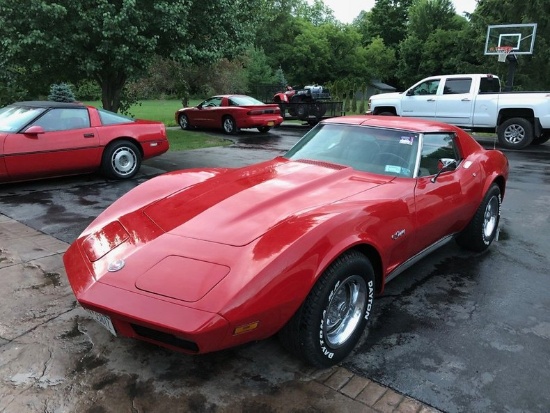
[375, 152, 409, 168]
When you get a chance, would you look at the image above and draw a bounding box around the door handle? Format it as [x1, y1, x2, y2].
[427, 99, 435, 102]
[461, 98, 471, 101]
[83, 133, 95, 138]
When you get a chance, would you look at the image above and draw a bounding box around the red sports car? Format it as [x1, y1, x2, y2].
[0, 101, 169, 183]
[175, 95, 283, 134]
[63, 116, 508, 367]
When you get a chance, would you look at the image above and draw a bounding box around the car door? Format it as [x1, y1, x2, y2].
[412, 133, 482, 253]
[192, 97, 223, 128]
[435, 77, 475, 126]
[4, 107, 101, 180]
[401, 78, 440, 119]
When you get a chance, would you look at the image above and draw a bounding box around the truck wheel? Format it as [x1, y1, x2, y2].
[278, 250, 375, 368]
[378, 111, 395, 116]
[531, 133, 550, 146]
[497, 118, 534, 149]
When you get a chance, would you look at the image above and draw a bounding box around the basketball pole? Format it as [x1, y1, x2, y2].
[504, 53, 517, 92]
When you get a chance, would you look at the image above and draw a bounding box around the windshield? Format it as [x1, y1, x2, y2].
[0, 105, 46, 132]
[285, 123, 420, 178]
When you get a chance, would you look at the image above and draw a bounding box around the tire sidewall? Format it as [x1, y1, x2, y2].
[306, 253, 375, 366]
[102, 141, 141, 179]
[497, 118, 534, 149]
[179, 114, 189, 130]
[223, 116, 237, 135]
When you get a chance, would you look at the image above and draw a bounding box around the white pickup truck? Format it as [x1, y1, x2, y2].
[367, 73, 550, 149]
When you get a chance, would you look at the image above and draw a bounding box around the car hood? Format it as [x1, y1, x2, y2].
[143, 157, 391, 246]
[370, 92, 403, 101]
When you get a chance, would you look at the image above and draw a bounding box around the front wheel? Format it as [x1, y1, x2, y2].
[178, 114, 190, 130]
[222, 116, 238, 135]
[497, 118, 534, 149]
[101, 141, 141, 180]
[279, 250, 375, 367]
[456, 184, 501, 252]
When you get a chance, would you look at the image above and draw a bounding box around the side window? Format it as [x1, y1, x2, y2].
[418, 133, 460, 176]
[203, 97, 223, 107]
[411, 80, 440, 96]
[32, 108, 90, 131]
[479, 77, 501, 93]
[443, 78, 472, 94]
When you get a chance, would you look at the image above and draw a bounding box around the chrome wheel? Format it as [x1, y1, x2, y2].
[504, 124, 525, 145]
[483, 195, 499, 240]
[323, 275, 367, 348]
[179, 114, 189, 130]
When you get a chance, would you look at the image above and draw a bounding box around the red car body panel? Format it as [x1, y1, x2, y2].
[63, 116, 509, 355]
[175, 95, 283, 131]
[0, 102, 169, 183]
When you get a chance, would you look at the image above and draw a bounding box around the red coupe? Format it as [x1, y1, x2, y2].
[63, 116, 508, 367]
[0, 101, 169, 183]
[175, 95, 283, 134]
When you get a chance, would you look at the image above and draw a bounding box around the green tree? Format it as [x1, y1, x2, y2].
[48, 83, 76, 102]
[0, 0, 262, 112]
[360, 0, 413, 48]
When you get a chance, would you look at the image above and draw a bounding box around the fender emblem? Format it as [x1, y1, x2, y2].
[392, 229, 406, 240]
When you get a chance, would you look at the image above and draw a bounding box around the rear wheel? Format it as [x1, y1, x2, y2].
[257, 126, 271, 133]
[222, 116, 238, 135]
[101, 141, 141, 180]
[279, 250, 375, 367]
[497, 118, 534, 149]
[456, 184, 501, 252]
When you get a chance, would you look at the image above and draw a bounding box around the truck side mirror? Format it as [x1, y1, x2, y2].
[406, 89, 414, 96]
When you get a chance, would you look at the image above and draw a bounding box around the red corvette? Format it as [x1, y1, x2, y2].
[63, 116, 508, 367]
[0, 101, 169, 183]
[175, 95, 283, 134]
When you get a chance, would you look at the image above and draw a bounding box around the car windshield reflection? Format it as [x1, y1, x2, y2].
[0, 105, 46, 132]
[284, 124, 420, 178]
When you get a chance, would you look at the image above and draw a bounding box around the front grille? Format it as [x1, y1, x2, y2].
[131, 324, 199, 352]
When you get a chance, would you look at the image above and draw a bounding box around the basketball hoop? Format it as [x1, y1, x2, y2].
[496, 46, 514, 62]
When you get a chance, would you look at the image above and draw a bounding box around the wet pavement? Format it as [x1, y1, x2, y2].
[0, 125, 549, 412]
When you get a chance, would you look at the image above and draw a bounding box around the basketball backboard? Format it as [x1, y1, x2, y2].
[484, 23, 537, 55]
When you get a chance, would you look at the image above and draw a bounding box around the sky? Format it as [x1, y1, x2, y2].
[309, 0, 478, 24]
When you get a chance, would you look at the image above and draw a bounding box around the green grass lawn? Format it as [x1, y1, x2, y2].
[83, 99, 232, 151]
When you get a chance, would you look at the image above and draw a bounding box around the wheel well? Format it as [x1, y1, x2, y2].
[106, 137, 143, 158]
[374, 107, 397, 115]
[349, 244, 384, 295]
[497, 108, 534, 125]
[493, 175, 507, 199]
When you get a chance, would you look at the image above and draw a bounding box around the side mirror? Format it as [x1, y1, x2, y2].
[430, 158, 458, 183]
[23, 125, 45, 135]
[406, 89, 414, 96]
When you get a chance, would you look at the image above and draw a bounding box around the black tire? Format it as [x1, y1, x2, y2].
[456, 184, 501, 252]
[296, 104, 309, 119]
[178, 114, 190, 130]
[531, 133, 550, 146]
[279, 250, 375, 367]
[222, 116, 238, 135]
[378, 111, 395, 116]
[101, 141, 141, 180]
[278, 104, 285, 119]
[257, 126, 271, 133]
[497, 118, 534, 149]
